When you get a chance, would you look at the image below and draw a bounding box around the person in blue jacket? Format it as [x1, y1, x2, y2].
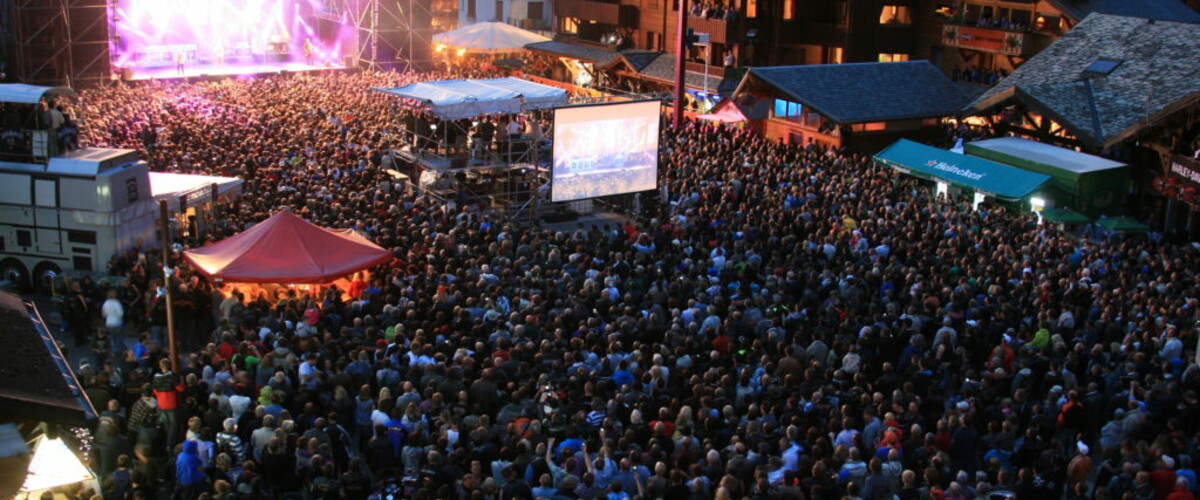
[176, 440, 208, 500]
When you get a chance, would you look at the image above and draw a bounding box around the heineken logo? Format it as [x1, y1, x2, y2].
[927, 159, 985, 181]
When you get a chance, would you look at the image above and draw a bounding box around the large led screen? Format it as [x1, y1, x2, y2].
[551, 101, 660, 202]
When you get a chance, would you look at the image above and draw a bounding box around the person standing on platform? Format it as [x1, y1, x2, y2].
[174, 48, 186, 76]
[304, 39, 315, 66]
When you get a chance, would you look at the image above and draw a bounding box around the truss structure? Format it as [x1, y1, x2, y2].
[11, 0, 109, 87]
[350, 0, 433, 71]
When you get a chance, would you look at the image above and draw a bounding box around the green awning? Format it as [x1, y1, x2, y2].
[1041, 207, 1092, 224]
[875, 139, 1051, 201]
[1094, 216, 1150, 233]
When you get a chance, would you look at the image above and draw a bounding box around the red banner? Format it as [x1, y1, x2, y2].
[942, 25, 1026, 56]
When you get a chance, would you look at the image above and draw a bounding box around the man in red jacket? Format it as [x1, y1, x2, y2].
[1151, 455, 1180, 500]
[153, 358, 184, 451]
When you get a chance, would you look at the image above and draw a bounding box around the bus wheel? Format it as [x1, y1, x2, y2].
[0, 259, 30, 292]
[32, 262, 61, 295]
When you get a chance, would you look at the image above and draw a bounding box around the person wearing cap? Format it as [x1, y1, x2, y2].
[1067, 441, 1092, 491]
[1152, 455, 1179, 499]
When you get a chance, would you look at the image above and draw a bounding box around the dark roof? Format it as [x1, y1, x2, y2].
[1047, 0, 1200, 22]
[610, 51, 661, 72]
[967, 14, 1200, 149]
[524, 41, 621, 66]
[637, 54, 725, 93]
[740, 61, 971, 124]
[0, 292, 96, 426]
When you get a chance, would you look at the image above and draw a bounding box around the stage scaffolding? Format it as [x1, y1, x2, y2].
[351, 0, 433, 72]
[392, 123, 549, 225]
[10, 0, 109, 87]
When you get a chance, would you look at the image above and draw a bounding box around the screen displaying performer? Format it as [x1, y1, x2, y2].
[551, 101, 661, 202]
[109, 0, 355, 78]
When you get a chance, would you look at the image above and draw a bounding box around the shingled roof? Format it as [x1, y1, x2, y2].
[637, 53, 728, 93]
[0, 292, 96, 426]
[967, 14, 1200, 149]
[524, 41, 621, 67]
[1047, 0, 1200, 22]
[608, 51, 661, 72]
[736, 61, 971, 124]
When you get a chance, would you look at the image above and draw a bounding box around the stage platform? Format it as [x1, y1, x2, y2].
[126, 61, 348, 81]
[540, 211, 630, 233]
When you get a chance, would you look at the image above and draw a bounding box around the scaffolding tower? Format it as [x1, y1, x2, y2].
[352, 0, 433, 72]
[11, 0, 109, 87]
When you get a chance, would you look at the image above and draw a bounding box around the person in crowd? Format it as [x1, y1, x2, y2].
[67, 68, 1200, 500]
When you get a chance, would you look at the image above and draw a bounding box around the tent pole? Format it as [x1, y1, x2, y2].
[673, 0, 688, 128]
[159, 200, 179, 373]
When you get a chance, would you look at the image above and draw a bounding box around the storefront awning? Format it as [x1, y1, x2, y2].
[875, 139, 1050, 201]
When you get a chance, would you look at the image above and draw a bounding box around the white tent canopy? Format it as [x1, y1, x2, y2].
[372, 77, 567, 120]
[150, 172, 244, 205]
[432, 21, 550, 53]
[0, 83, 76, 105]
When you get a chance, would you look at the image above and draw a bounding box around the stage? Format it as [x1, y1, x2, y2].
[125, 61, 349, 81]
[540, 210, 630, 232]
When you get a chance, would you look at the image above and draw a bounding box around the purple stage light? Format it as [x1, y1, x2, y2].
[109, 0, 359, 80]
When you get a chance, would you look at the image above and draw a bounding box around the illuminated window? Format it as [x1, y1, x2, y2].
[878, 53, 909, 62]
[827, 46, 842, 64]
[782, 0, 793, 20]
[851, 122, 887, 132]
[933, 3, 955, 20]
[879, 5, 912, 25]
[746, 0, 757, 19]
[774, 99, 802, 118]
[562, 17, 578, 34]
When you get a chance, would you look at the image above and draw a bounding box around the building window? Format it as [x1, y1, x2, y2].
[782, 0, 793, 20]
[933, 3, 955, 20]
[774, 99, 802, 119]
[851, 122, 887, 132]
[878, 53, 909, 62]
[879, 5, 912, 25]
[826, 46, 843, 64]
[562, 17, 578, 34]
[746, 0, 757, 19]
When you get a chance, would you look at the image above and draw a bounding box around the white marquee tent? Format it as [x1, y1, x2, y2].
[372, 77, 567, 120]
[0, 83, 76, 104]
[149, 172, 244, 204]
[432, 21, 550, 53]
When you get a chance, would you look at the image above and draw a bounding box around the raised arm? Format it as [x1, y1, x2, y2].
[582, 441, 595, 474]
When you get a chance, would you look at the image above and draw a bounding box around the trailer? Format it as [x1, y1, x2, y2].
[964, 137, 1129, 218]
[0, 84, 158, 291]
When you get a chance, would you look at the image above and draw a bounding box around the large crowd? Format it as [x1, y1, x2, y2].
[51, 66, 1200, 500]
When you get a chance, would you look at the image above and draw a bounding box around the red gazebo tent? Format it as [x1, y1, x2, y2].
[182, 210, 391, 283]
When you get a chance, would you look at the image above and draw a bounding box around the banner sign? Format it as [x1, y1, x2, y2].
[942, 25, 1026, 56]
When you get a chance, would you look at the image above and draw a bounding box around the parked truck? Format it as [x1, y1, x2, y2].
[0, 84, 157, 291]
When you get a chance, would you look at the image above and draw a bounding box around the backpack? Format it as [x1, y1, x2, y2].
[152, 372, 178, 393]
